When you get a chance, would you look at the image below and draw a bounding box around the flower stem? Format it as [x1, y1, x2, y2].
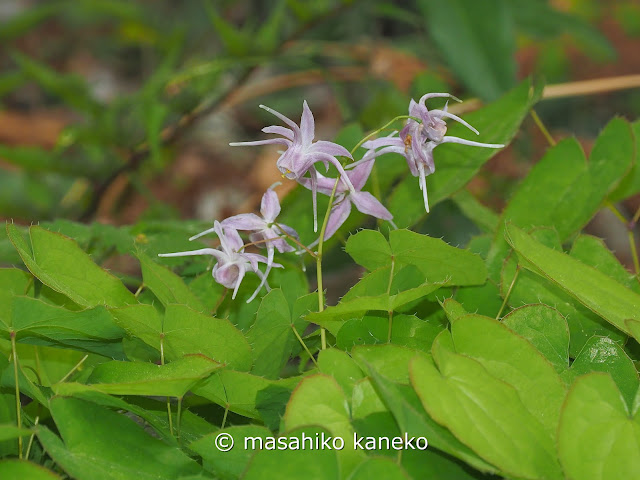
[317, 178, 341, 350]
[606, 202, 640, 277]
[274, 223, 318, 257]
[349, 115, 417, 155]
[25, 416, 39, 460]
[10, 331, 22, 459]
[176, 396, 183, 443]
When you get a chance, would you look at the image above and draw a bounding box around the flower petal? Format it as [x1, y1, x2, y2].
[440, 137, 504, 149]
[158, 248, 225, 261]
[307, 140, 352, 159]
[222, 213, 266, 232]
[323, 197, 352, 241]
[259, 104, 300, 134]
[345, 158, 374, 191]
[229, 138, 290, 147]
[262, 125, 294, 140]
[260, 187, 281, 222]
[429, 110, 479, 135]
[350, 191, 393, 220]
[300, 100, 315, 146]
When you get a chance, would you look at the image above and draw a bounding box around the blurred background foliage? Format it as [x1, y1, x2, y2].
[0, 0, 639, 293]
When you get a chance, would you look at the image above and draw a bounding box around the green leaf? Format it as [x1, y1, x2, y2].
[137, 252, 205, 312]
[310, 265, 439, 332]
[344, 230, 392, 271]
[0, 268, 32, 330]
[490, 118, 634, 278]
[500, 241, 626, 357]
[317, 349, 364, 399]
[7, 224, 136, 308]
[566, 337, 639, 408]
[205, 2, 250, 56]
[349, 457, 411, 479]
[39, 397, 202, 480]
[558, 374, 640, 480]
[505, 224, 640, 336]
[0, 460, 61, 479]
[283, 374, 364, 477]
[110, 304, 251, 370]
[448, 313, 566, 433]
[609, 120, 640, 201]
[0, 425, 31, 442]
[410, 353, 563, 479]
[242, 427, 340, 480]
[416, 0, 516, 101]
[193, 370, 299, 421]
[352, 344, 427, 384]
[389, 230, 487, 285]
[365, 363, 496, 473]
[190, 425, 272, 479]
[248, 289, 301, 379]
[389, 78, 541, 227]
[53, 354, 221, 398]
[6, 297, 125, 358]
[502, 304, 570, 373]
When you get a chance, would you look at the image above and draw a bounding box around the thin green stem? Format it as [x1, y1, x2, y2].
[160, 334, 174, 437]
[58, 354, 88, 383]
[212, 288, 228, 315]
[632, 204, 640, 227]
[134, 283, 145, 297]
[10, 331, 22, 459]
[274, 223, 318, 257]
[25, 416, 39, 460]
[349, 115, 417, 156]
[628, 230, 640, 275]
[497, 267, 520, 320]
[221, 406, 229, 430]
[530, 109, 556, 147]
[606, 202, 628, 224]
[292, 325, 319, 369]
[176, 397, 183, 443]
[317, 178, 341, 350]
[387, 256, 395, 343]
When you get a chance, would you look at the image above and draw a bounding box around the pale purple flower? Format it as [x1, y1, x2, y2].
[158, 221, 281, 303]
[299, 149, 393, 242]
[190, 183, 298, 300]
[360, 93, 504, 213]
[229, 101, 356, 232]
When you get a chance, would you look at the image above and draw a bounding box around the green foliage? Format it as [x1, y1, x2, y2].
[1, 2, 639, 478]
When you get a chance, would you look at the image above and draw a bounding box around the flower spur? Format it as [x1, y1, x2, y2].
[189, 184, 298, 301]
[158, 221, 281, 303]
[229, 101, 357, 232]
[359, 93, 504, 213]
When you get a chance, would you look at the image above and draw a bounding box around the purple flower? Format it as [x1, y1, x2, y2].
[361, 93, 504, 213]
[229, 101, 356, 232]
[190, 183, 298, 300]
[158, 221, 281, 303]
[299, 149, 393, 242]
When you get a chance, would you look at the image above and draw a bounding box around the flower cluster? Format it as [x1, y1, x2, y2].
[159, 95, 503, 302]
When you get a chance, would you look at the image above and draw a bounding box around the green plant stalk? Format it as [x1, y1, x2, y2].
[292, 325, 319, 369]
[387, 256, 396, 343]
[606, 203, 640, 278]
[350, 115, 416, 154]
[496, 267, 520, 320]
[177, 397, 183, 443]
[160, 334, 174, 436]
[221, 406, 229, 430]
[530, 109, 556, 147]
[10, 331, 22, 459]
[58, 354, 88, 383]
[316, 178, 341, 350]
[25, 416, 39, 460]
